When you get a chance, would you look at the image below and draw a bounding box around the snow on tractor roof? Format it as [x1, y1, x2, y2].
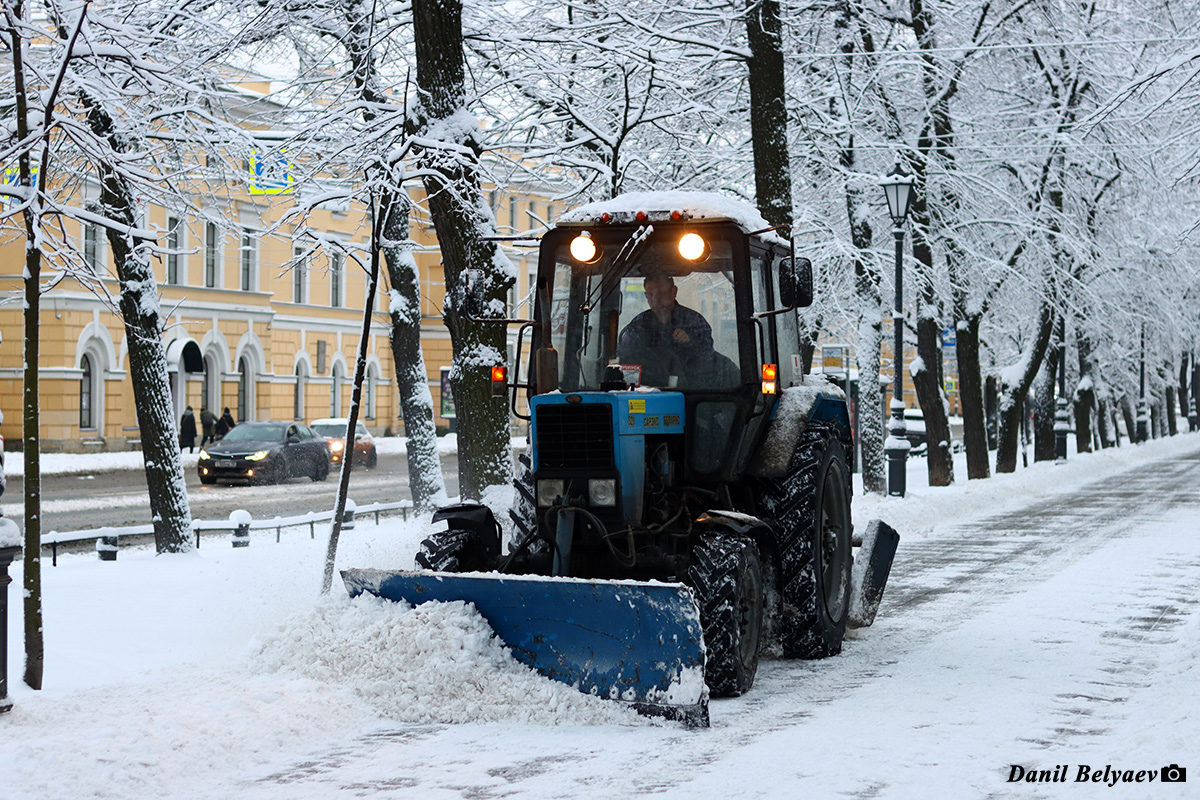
[559, 191, 782, 237]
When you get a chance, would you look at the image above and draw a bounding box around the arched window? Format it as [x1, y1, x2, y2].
[364, 364, 378, 420]
[330, 362, 343, 417]
[202, 354, 218, 412]
[294, 363, 306, 420]
[80, 354, 94, 429]
[237, 356, 252, 421]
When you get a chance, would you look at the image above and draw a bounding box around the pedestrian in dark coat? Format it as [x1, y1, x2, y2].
[216, 407, 237, 439]
[179, 406, 197, 452]
[200, 406, 216, 447]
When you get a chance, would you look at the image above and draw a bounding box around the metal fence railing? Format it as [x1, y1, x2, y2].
[42, 499, 415, 565]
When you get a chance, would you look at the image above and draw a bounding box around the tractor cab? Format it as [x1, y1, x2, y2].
[528, 192, 811, 484]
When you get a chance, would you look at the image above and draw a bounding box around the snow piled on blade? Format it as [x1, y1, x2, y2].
[250, 593, 651, 727]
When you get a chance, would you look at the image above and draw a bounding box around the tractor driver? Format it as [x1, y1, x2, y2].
[617, 275, 714, 386]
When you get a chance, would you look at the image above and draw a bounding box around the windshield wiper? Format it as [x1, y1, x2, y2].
[579, 224, 653, 314]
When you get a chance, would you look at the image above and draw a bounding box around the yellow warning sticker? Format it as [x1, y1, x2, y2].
[628, 398, 646, 414]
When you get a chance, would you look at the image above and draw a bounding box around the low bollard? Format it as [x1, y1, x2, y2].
[96, 528, 118, 561]
[230, 509, 251, 548]
[342, 499, 356, 531]
[1, 517, 22, 714]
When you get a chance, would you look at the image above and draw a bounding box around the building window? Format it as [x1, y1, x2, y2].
[509, 197, 518, 234]
[80, 354, 94, 429]
[83, 221, 104, 274]
[202, 354, 217, 411]
[330, 252, 343, 307]
[364, 364, 378, 420]
[240, 230, 257, 292]
[293, 245, 307, 303]
[293, 364, 306, 420]
[330, 362, 343, 417]
[238, 356, 252, 421]
[166, 216, 182, 284]
[204, 221, 219, 288]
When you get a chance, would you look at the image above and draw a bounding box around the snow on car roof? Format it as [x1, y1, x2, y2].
[558, 191, 785, 240]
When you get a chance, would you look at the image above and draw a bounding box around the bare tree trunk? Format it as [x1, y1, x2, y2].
[8, 1, 46, 687]
[341, 6, 446, 511]
[20, 205, 44, 691]
[745, 0, 791, 229]
[956, 315, 989, 478]
[996, 304, 1056, 473]
[86, 101, 192, 553]
[412, 0, 514, 499]
[381, 193, 447, 510]
[1032, 344, 1058, 461]
[1166, 363, 1178, 435]
[911, 315, 954, 485]
[857, 316, 886, 493]
[1178, 354, 1192, 431]
[1119, 395, 1136, 445]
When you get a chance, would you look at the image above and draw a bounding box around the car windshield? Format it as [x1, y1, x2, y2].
[547, 227, 742, 391]
[312, 422, 368, 438]
[221, 423, 286, 443]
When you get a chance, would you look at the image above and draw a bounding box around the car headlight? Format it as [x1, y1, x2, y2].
[246, 450, 270, 461]
[588, 478, 617, 507]
[537, 479, 564, 507]
[198, 450, 210, 460]
[331, 440, 344, 452]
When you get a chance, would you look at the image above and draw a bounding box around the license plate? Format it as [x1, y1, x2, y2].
[215, 460, 236, 468]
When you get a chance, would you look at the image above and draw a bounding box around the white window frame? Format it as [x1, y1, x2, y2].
[166, 215, 184, 285]
[330, 251, 344, 308]
[240, 229, 258, 292]
[204, 220, 221, 288]
[293, 244, 308, 304]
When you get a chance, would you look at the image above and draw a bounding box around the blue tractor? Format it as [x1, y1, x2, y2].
[343, 192, 897, 726]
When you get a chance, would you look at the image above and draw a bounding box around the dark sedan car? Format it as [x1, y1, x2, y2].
[198, 421, 331, 485]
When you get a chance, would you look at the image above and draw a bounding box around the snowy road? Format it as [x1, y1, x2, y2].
[230, 447, 1200, 799]
[4, 438, 1198, 799]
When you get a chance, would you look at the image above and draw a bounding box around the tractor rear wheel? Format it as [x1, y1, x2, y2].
[757, 424, 853, 659]
[690, 535, 764, 697]
[416, 528, 493, 573]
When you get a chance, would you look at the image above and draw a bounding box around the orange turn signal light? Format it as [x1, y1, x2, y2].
[761, 363, 777, 394]
[491, 364, 508, 396]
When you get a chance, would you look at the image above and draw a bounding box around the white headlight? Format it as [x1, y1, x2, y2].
[537, 479, 564, 507]
[588, 478, 617, 507]
[678, 233, 709, 261]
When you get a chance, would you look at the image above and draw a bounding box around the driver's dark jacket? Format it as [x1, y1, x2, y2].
[616, 303, 714, 372]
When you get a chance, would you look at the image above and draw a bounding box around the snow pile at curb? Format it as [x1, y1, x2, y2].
[250, 593, 651, 727]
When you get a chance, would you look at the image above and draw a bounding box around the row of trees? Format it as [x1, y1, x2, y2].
[3, 0, 1198, 683]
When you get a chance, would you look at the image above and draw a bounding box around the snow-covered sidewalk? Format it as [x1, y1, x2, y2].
[1, 432, 1198, 798]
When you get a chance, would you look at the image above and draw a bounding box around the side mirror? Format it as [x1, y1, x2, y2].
[779, 257, 813, 309]
[463, 268, 486, 318]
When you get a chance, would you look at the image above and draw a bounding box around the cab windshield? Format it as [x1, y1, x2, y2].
[547, 227, 743, 392]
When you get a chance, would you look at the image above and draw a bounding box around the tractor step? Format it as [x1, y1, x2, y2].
[341, 568, 709, 726]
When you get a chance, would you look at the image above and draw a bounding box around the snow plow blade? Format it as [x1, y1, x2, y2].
[848, 518, 900, 628]
[341, 568, 709, 726]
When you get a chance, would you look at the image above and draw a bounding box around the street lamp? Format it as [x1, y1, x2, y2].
[880, 163, 914, 497]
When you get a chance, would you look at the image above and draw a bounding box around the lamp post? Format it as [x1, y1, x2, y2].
[880, 163, 914, 497]
[1054, 317, 1069, 461]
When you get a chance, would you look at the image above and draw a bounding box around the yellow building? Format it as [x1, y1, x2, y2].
[0, 72, 555, 453]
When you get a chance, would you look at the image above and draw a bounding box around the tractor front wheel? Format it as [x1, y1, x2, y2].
[690, 535, 764, 697]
